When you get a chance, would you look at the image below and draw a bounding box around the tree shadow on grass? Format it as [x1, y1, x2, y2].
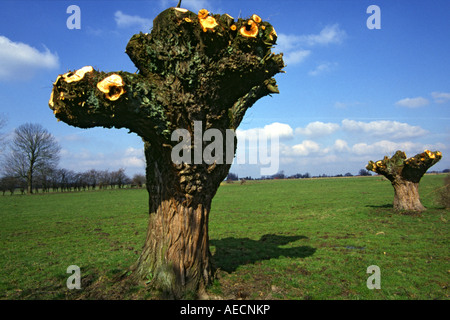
[210, 234, 316, 273]
[366, 204, 393, 208]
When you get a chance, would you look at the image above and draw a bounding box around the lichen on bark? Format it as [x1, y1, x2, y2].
[49, 6, 284, 298]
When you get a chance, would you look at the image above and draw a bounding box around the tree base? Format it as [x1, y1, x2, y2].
[393, 180, 426, 212]
[129, 198, 213, 299]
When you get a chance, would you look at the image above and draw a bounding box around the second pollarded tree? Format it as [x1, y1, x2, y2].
[366, 150, 442, 212]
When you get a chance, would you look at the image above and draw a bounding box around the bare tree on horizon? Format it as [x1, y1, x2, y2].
[3, 123, 61, 194]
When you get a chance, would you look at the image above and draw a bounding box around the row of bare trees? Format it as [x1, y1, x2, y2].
[0, 119, 145, 195]
[0, 168, 146, 195]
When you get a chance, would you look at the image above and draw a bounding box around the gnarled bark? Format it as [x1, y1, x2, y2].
[392, 179, 424, 212]
[367, 150, 442, 212]
[133, 197, 212, 297]
[49, 6, 284, 298]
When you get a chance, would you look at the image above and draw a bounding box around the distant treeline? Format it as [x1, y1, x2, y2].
[0, 168, 146, 195]
[227, 168, 449, 182]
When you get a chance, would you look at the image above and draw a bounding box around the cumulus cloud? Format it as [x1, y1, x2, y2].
[284, 139, 350, 159]
[322, 139, 350, 154]
[431, 92, 450, 104]
[237, 122, 294, 141]
[0, 36, 59, 81]
[351, 140, 424, 156]
[288, 140, 321, 156]
[395, 97, 430, 108]
[295, 121, 340, 138]
[341, 119, 428, 140]
[331, 139, 350, 153]
[114, 11, 152, 30]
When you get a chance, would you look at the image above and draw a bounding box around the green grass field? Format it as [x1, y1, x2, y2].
[0, 174, 448, 300]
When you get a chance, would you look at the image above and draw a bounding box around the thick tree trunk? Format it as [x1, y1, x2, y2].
[392, 179, 426, 212]
[132, 197, 212, 298]
[127, 142, 229, 298]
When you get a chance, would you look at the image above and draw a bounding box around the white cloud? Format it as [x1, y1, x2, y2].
[114, 11, 152, 30]
[308, 62, 337, 76]
[275, 34, 301, 52]
[237, 122, 294, 141]
[289, 140, 321, 156]
[0, 36, 59, 81]
[431, 92, 450, 104]
[341, 119, 428, 140]
[284, 49, 312, 66]
[263, 122, 294, 139]
[299, 24, 347, 46]
[295, 121, 340, 138]
[395, 97, 430, 108]
[322, 139, 350, 154]
[332, 139, 350, 153]
[351, 140, 424, 156]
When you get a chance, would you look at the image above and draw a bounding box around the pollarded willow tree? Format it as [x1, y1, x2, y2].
[49, 6, 284, 298]
[366, 150, 442, 212]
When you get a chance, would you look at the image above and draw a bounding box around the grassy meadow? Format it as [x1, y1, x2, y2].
[0, 174, 448, 300]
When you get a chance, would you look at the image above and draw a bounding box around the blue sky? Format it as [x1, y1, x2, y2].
[0, 0, 449, 178]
